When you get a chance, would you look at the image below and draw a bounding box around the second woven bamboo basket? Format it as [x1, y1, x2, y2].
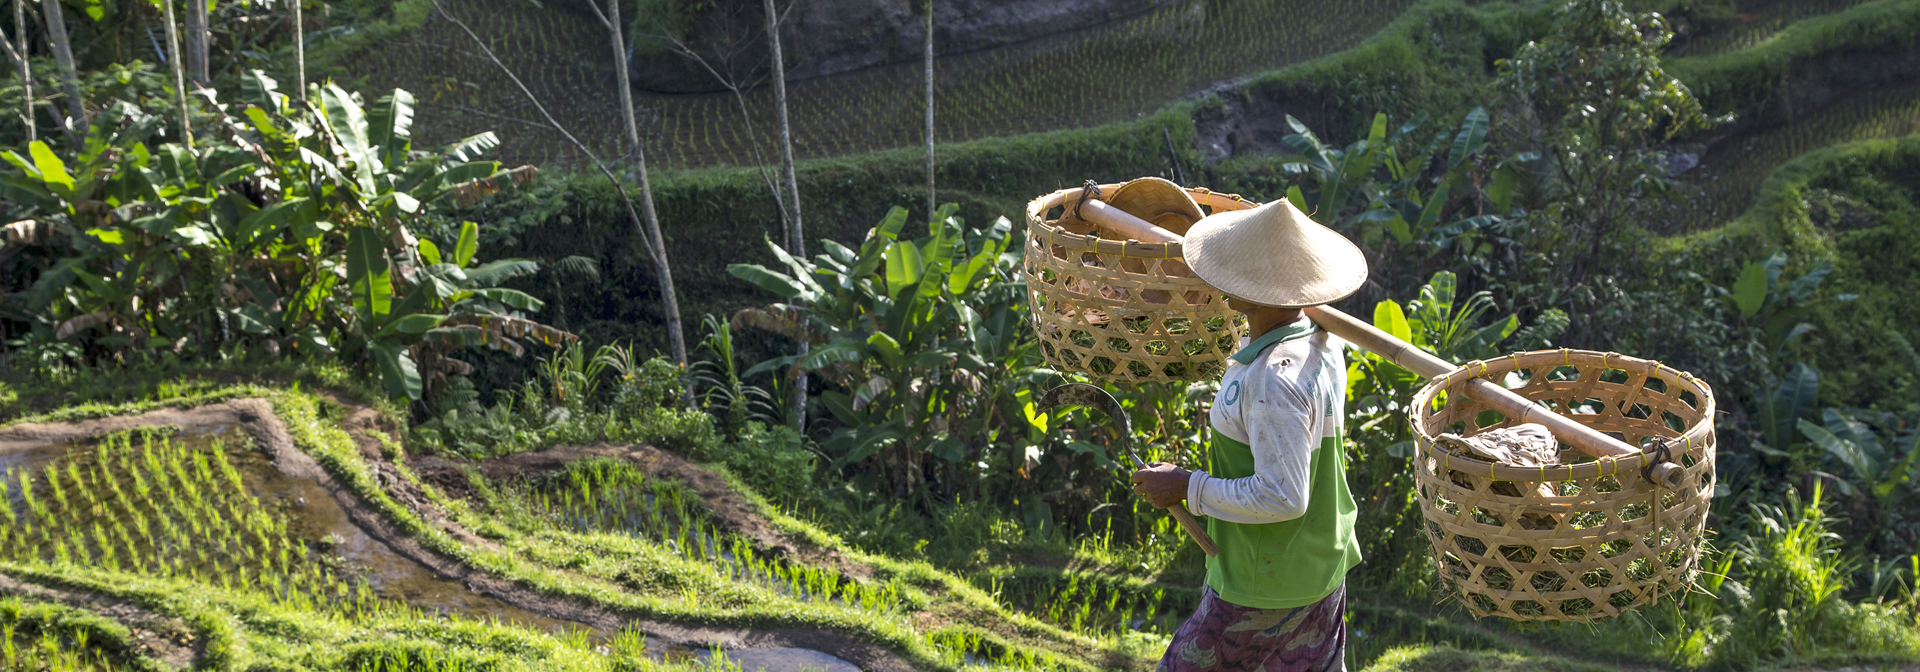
[1411, 349, 1717, 621]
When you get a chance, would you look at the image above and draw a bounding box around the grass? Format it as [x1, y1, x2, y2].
[1357, 644, 1623, 672]
[0, 407, 697, 670]
[0, 598, 168, 672]
[1658, 83, 1920, 234]
[1, 354, 1914, 672]
[495, 458, 913, 614]
[1667, 0, 1920, 123]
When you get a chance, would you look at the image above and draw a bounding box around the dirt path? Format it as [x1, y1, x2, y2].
[0, 572, 200, 669]
[0, 398, 923, 672]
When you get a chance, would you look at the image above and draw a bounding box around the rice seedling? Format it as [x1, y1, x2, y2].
[0, 598, 132, 672]
[1661, 82, 1920, 233]
[333, 0, 1418, 169]
[508, 458, 908, 613]
[972, 566, 1196, 637]
[0, 429, 380, 615]
[1680, 0, 1880, 57]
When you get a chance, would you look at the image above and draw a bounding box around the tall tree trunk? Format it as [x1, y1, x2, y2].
[764, 0, 806, 431]
[13, 0, 30, 143]
[431, 0, 688, 368]
[160, 0, 192, 146]
[292, 0, 303, 100]
[184, 0, 207, 86]
[924, 0, 935, 218]
[586, 0, 687, 370]
[605, 0, 639, 155]
[38, 0, 83, 134]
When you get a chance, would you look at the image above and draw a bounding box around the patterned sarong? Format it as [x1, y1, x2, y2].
[1154, 583, 1346, 672]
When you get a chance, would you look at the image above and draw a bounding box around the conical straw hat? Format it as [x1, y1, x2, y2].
[1106, 177, 1205, 236]
[1184, 199, 1368, 307]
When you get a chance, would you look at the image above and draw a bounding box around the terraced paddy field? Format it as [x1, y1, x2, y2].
[1677, 0, 1880, 57]
[0, 382, 1699, 672]
[1659, 83, 1920, 234]
[336, 0, 1416, 169]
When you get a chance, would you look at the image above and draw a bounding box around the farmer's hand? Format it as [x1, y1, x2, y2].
[1129, 462, 1191, 509]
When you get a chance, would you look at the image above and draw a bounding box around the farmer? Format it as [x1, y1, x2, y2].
[1129, 198, 1367, 672]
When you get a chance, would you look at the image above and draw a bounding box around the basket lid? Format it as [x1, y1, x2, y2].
[1107, 177, 1206, 236]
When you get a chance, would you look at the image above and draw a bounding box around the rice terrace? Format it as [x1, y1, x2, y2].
[1, 0, 1919, 670]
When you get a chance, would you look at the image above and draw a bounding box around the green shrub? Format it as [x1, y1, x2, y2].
[720, 422, 814, 505]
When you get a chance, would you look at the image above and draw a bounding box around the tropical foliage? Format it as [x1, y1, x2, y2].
[0, 73, 568, 398]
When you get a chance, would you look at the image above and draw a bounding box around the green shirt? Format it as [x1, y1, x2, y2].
[1189, 321, 1361, 609]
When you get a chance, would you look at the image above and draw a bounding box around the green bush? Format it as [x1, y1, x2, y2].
[719, 422, 814, 505]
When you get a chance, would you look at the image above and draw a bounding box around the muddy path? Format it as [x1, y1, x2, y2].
[0, 399, 923, 672]
[0, 572, 199, 669]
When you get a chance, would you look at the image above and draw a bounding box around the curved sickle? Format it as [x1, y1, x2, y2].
[1037, 383, 1220, 557]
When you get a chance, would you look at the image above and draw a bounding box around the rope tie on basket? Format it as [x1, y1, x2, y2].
[1641, 436, 1675, 487]
[1074, 180, 1102, 223]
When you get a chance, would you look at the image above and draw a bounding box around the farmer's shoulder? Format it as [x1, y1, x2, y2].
[1243, 342, 1315, 407]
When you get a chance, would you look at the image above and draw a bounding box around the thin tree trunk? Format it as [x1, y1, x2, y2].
[13, 0, 30, 143]
[765, 0, 801, 254]
[586, 0, 690, 392]
[429, 0, 688, 367]
[184, 0, 207, 87]
[292, 0, 303, 100]
[160, 0, 192, 146]
[38, 0, 83, 134]
[602, 0, 640, 155]
[924, 0, 935, 218]
[764, 0, 806, 431]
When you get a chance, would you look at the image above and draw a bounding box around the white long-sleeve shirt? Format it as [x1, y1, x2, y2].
[1185, 319, 1346, 524]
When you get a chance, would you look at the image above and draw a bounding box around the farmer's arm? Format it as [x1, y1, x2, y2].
[1183, 382, 1316, 524]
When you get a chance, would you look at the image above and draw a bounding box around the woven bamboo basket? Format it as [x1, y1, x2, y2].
[1411, 349, 1717, 622]
[1024, 184, 1254, 384]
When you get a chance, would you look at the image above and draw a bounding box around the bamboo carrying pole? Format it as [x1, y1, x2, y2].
[1075, 199, 1685, 488]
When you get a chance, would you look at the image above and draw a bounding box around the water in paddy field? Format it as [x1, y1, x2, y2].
[664, 647, 862, 672]
[0, 425, 582, 635]
[0, 426, 880, 670]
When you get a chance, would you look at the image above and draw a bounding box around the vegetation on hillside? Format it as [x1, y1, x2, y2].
[0, 0, 1917, 671]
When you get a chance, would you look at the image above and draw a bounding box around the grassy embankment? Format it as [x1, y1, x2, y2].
[0, 365, 1672, 672]
[0, 370, 659, 671]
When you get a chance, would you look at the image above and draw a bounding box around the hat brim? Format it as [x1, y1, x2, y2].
[1184, 200, 1368, 308]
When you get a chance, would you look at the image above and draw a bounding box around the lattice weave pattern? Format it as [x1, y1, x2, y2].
[1411, 350, 1717, 622]
[1024, 185, 1254, 383]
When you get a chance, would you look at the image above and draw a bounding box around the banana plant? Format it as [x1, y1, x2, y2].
[1721, 253, 1834, 348]
[1797, 408, 1919, 504]
[1280, 108, 1501, 255]
[355, 220, 575, 400]
[0, 73, 565, 399]
[727, 204, 1031, 497]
